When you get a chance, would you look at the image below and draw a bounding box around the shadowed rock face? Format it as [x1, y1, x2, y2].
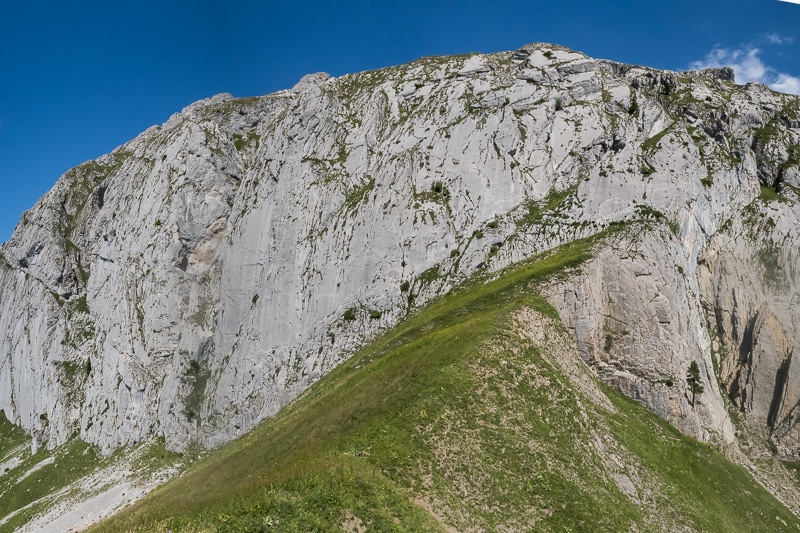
[0, 43, 798, 458]
[697, 196, 800, 459]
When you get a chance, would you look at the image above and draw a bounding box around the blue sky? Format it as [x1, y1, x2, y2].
[1, 0, 799, 242]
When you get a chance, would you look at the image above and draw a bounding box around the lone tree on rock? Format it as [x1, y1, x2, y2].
[686, 361, 704, 408]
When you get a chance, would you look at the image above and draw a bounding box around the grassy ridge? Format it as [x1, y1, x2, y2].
[90, 232, 799, 532]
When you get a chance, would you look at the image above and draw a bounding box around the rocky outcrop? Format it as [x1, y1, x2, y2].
[698, 190, 800, 458]
[0, 43, 798, 461]
[546, 229, 735, 447]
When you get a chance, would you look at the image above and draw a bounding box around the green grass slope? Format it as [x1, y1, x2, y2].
[90, 232, 799, 532]
[0, 413, 102, 531]
[0, 415, 190, 532]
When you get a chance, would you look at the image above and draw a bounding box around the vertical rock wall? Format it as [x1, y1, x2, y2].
[0, 43, 797, 459]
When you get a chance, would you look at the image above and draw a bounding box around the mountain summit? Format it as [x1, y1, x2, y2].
[0, 42, 798, 496]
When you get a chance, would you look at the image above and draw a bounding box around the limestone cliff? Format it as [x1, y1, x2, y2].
[0, 43, 798, 461]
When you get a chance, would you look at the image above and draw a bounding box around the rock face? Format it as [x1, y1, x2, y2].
[698, 194, 800, 458]
[0, 43, 798, 458]
[546, 229, 736, 447]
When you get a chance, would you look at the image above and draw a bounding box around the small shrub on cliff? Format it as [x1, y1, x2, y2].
[686, 361, 704, 407]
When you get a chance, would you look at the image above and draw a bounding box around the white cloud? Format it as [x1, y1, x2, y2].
[772, 73, 800, 94]
[766, 33, 794, 44]
[778, 0, 800, 5]
[690, 45, 800, 95]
